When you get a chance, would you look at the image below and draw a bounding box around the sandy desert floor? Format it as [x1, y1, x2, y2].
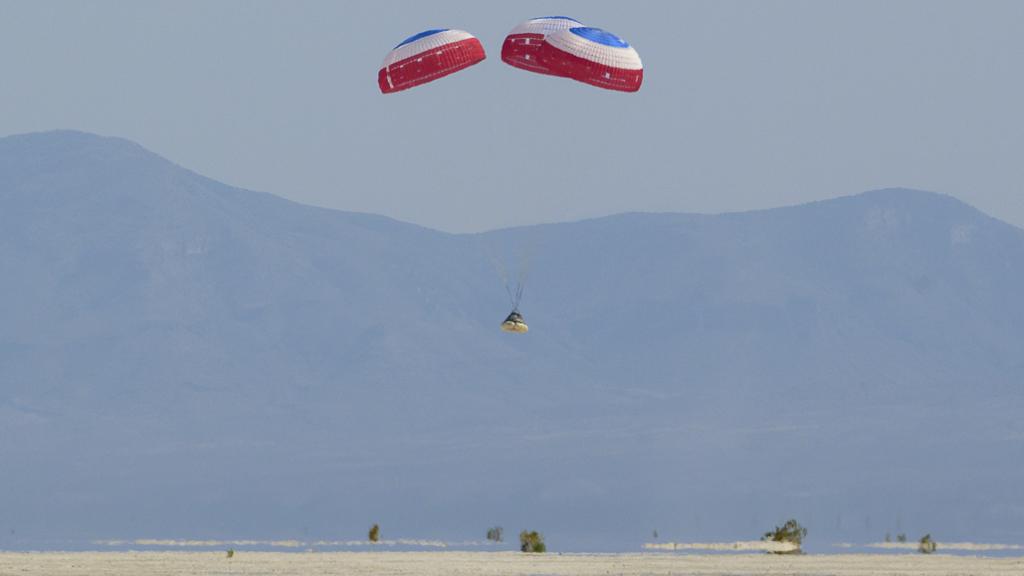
[2, 551, 1024, 576]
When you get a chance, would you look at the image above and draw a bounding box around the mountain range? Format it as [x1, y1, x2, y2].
[1, 130, 1022, 551]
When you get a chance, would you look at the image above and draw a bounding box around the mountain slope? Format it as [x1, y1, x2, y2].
[1, 131, 1023, 549]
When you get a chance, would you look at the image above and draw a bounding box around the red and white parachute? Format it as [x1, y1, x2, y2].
[378, 29, 486, 94]
[501, 16, 583, 76]
[537, 27, 643, 92]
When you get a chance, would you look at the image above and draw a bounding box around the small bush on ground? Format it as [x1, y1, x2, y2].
[919, 534, 937, 554]
[368, 523, 380, 543]
[519, 530, 546, 553]
[486, 526, 504, 542]
[226, 549, 234, 559]
[762, 519, 807, 554]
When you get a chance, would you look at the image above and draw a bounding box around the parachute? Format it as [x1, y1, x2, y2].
[378, 29, 486, 94]
[501, 16, 583, 76]
[536, 27, 643, 92]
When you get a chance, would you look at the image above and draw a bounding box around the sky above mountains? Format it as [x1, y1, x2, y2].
[2, 1, 1023, 232]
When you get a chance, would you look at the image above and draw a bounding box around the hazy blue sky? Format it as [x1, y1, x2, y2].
[2, 1, 1022, 232]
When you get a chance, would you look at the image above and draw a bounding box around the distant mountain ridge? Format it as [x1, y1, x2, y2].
[2, 131, 1023, 550]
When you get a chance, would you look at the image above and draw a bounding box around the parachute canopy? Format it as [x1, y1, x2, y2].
[537, 27, 643, 92]
[378, 29, 486, 94]
[501, 16, 583, 76]
[501, 310, 529, 334]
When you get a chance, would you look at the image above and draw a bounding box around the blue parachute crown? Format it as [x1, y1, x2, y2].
[396, 29, 449, 48]
[569, 27, 630, 48]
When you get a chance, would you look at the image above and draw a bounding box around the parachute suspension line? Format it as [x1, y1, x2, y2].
[480, 234, 536, 312]
[509, 245, 532, 309]
[495, 254, 518, 309]
[480, 237, 519, 310]
[512, 281, 525, 311]
[510, 234, 538, 311]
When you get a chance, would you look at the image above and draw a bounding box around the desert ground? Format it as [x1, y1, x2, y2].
[1, 551, 1022, 576]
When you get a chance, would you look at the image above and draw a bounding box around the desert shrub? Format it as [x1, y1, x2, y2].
[486, 526, 504, 543]
[897, 533, 907, 543]
[918, 534, 936, 554]
[762, 518, 807, 554]
[519, 530, 546, 553]
[226, 549, 234, 559]
[368, 523, 380, 543]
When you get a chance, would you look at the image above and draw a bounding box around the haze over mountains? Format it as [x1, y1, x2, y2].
[1, 131, 1023, 551]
